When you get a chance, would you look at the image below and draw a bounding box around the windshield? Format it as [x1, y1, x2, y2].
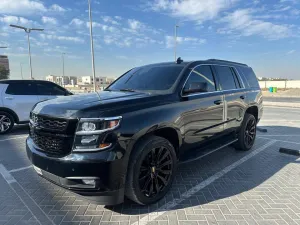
[107, 64, 185, 93]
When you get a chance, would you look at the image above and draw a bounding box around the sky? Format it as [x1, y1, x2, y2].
[0, 0, 300, 80]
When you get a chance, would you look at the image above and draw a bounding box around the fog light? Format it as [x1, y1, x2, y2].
[81, 135, 98, 145]
[82, 179, 96, 186]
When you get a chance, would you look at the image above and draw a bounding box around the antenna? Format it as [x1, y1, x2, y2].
[176, 57, 183, 64]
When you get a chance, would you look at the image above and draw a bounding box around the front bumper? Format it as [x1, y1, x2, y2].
[26, 137, 126, 205]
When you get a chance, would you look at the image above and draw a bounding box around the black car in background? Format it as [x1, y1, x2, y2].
[26, 59, 263, 205]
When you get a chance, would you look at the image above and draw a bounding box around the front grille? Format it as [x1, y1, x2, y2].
[29, 113, 78, 157]
[30, 130, 74, 157]
[31, 113, 68, 131]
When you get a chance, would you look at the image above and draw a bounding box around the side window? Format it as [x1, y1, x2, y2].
[231, 68, 242, 89]
[5, 83, 37, 95]
[183, 65, 216, 94]
[214, 66, 237, 90]
[238, 67, 259, 88]
[36, 83, 66, 96]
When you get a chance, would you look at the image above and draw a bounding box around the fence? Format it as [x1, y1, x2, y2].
[258, 80, 300, 89]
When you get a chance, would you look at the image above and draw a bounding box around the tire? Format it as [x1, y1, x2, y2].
[234, 113, 257, 151]
[125, 135, 177, 205]
[0, 111, 14, 135]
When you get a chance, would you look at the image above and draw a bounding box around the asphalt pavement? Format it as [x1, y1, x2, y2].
[0, 106, 300, 225]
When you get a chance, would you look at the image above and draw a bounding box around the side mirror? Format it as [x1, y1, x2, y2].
[183, 82, 208, 95]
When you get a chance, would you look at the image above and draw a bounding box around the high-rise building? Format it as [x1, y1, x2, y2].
[0, 55, 9, 70]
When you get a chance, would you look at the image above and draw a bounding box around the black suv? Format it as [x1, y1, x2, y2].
[26, 59, 263, 205]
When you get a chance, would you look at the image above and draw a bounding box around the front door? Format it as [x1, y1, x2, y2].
[2, 82, 39, 122]
[181, 65, 224, 150]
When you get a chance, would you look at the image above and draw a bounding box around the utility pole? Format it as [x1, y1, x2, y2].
[174, 24, 179, 62]
[62, 53, 65, 87]
[88, 0, 97, 92]
[10, 25, 44, 80]
[20, 63, 24, 80]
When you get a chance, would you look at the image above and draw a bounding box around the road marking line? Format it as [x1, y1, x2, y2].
[258, 136, 300, 145]
[0, 135, 28, 142]
[0, 164, 16, 184]
[132, 140, 276, 225]
[9, 165, 33, 173]
[0, 163, 54, 225]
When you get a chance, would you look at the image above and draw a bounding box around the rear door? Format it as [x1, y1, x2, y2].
[2, 82, 39, 122]
[36, 82, 67, 101]
[213, 65, 247, 132]
[181, 65, 224, 150]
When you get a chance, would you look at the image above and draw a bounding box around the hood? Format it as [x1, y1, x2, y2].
[32, 91, 151, 118]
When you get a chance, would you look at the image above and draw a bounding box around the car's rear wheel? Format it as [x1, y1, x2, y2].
[234, 113, 257, 151]
[0, 111, 14, 135]
[125, 136, 177, 205]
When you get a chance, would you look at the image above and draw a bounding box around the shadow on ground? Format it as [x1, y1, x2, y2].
[8, 126, 300, 224]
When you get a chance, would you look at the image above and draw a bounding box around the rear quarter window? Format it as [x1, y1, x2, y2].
[237, 67, 260, 88]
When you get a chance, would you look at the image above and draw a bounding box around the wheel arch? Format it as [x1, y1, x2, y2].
[245, 105, 258, 122]
[129, 125, 182, 159]
[0, 107, 19, 123]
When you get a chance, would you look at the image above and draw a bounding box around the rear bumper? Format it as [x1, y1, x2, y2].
[26, 137, 126, 205]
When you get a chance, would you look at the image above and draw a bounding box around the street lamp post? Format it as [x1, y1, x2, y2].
[10, 25, 44, 80]
[88, 0, 97, 92]
[174, 24, 179, 62]
[62, 53, 65, 87]
[20, 63, 24, 80]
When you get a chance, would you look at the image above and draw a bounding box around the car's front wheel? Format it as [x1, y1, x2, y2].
[0, 111, 14, 135]
[125, 136, 177, 205]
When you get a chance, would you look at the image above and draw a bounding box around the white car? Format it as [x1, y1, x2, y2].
[0, 80, 72, 134]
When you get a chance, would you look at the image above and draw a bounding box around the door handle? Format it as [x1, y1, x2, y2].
[214, 100, 223, 105]
[240, 95, 245, 100]
[5, 97, 14, 100]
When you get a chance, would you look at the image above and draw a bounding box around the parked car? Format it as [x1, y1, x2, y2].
[0, 80, 72, 134]
[26, 59, 263, 205]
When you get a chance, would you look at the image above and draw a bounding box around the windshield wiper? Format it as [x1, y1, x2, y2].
[119, 88, 136, 92]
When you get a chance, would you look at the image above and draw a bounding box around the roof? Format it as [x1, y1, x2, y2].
[140, 59, 248, 68]
[0, 80, 52, 84]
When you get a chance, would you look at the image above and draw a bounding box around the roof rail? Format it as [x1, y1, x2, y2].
[206, 59, 248, 67]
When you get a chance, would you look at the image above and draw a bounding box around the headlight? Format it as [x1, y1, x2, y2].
[73, 116, 121, 152]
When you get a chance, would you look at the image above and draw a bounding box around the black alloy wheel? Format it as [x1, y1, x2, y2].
[125, 136, 177, 205]
[234, 113, 257, 151]
[244, 117, 256, 147]
[139, 146, 173, 198]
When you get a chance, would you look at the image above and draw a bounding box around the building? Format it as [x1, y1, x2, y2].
[46, 75, 57, 83]
[81, 76, 100, 85]
[0, 55, 9, 70]
[69, 76, 77, 85]
[56, 76, 70, 86]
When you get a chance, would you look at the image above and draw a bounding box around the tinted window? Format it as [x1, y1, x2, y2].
[108, 65, 185, 93]
[5, 83, 37, 95]
[215, 66, 237, 90]
[238, 67, 259, 88]
[183, 65, 216, 93]
[231, 68, 242, 88]
[36, 83, 66, 96]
